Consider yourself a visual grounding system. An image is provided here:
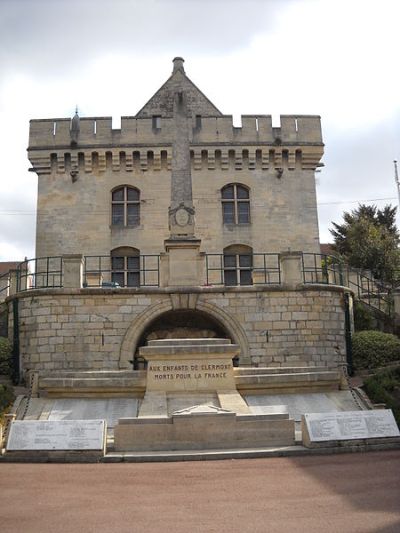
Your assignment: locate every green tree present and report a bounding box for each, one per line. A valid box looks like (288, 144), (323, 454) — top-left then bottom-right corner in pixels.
(330, 204), (400, 283)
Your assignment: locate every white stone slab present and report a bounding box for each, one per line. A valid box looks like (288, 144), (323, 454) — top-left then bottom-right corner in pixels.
(303, 410), (400, 443)
(47, 398), (138, 427)
(246, 392), (359, 421)
(7, 420), (106, 451)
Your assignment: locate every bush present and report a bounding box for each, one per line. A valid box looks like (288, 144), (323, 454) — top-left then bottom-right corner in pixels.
(0, 384), (14, 414)
(0, 336), (13, 376)
(352, 330), (400, 370)
(363, 367), (400, 425)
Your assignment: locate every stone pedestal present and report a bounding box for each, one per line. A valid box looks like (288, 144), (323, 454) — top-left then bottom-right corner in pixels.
(162, 239), (204, 287)
(62, 254), (84, 289)
(280, 251), (303, 288)
(138, 338), (250, 416)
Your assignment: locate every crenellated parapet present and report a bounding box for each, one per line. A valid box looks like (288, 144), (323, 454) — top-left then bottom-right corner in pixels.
(28, 114), (323, 148)
(28, 114), (323, 176)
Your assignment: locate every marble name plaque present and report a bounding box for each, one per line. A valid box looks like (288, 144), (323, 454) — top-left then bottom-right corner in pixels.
(303, 410), (400, 443)
(7, 420), (106, 451)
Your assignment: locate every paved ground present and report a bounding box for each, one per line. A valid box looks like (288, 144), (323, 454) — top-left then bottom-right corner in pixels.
(1, 450), (399, 533)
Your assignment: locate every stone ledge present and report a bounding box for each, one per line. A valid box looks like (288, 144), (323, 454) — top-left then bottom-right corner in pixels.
(6, 283), (350, 301)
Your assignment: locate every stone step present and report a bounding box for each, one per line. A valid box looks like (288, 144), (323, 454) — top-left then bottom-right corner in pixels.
(236, 370), (341, 394)
(236, 366), (337, 376)
(36, 367), (342, 396)
(39, 370), (144, 379)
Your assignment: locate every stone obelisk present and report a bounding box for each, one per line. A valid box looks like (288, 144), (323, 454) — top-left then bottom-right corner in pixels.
(168, 60), (195, 239)
(163, 57), (202, 286)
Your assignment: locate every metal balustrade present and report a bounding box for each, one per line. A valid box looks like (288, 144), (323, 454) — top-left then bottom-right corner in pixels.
(0, 252), (396, 323)
(302, 253), (344, 285)
(17, 257), (63, 291)
(302, 253), (393, 317)
(84, 255), (160, 288)
(205, 253), (281, 286)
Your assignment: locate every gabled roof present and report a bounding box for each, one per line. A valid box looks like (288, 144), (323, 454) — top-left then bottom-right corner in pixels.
(136, 57), (222, 118)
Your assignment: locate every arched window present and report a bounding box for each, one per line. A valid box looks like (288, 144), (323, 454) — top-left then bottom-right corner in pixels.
(223, 245), (253, 286)
(221, 184), (250, 224)
(111, 247), (140, 287)
(111, 186), (140, 227)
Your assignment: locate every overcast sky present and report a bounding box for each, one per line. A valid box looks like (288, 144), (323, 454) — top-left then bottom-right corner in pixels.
(0, 0), (399, 261)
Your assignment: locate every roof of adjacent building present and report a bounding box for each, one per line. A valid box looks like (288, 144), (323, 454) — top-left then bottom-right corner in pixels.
(320, 243), (335, 256)
(0, 262), (20, 276)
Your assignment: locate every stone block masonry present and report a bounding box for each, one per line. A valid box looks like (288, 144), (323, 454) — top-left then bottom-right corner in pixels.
(12, 286), (347, 375)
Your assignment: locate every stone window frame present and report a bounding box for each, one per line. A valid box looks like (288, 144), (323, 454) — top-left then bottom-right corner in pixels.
(221, 183), (250, 225)
(111, 185), (140, 227)
(223, 244), (253, 286)
(111, 246), (140, 287)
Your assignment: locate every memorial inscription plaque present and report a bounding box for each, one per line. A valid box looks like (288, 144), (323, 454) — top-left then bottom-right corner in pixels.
(7, 420), (106, 451)
(140, 339), (239, 393)
(302, 410), (400, 446)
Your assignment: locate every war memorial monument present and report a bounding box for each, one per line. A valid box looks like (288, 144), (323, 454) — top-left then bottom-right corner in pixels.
(1, 58), (399, 461)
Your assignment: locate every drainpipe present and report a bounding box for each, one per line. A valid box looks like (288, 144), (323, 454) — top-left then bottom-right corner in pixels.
(12, 298), (20, 384)
(344, 292), (353, 376)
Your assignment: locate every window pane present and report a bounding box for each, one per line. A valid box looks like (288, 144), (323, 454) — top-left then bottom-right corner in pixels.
(223, 203), (235, 223)
(127, 272), (140, 287)
(238, 202), (250, 223)
(112, 257), (124, 270)
(111, 272), (124, 287)
(112, 205), (124, 225)
(127, 256), (140, 270)
(221, 186), (234, 199)
(239, 254), (252, 267)
(240, 270), (253, 286)
(224, 270), (237, 286)
(237, 186), (249, 199)
(224, 254), (236, 268)
(127, 205), (139, 226)
(112, 189), (124, 201)
(127, 188), (139, 201)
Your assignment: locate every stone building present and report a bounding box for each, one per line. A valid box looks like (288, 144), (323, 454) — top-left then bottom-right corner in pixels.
(9, 57), (350, 387)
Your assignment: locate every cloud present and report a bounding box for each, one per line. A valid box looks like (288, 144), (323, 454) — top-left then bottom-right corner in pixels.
(0, 0), (292, 77)
(0, 0), (399, 260)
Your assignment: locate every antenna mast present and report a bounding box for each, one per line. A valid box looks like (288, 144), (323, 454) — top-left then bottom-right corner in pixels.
(395, 160), (400, 208)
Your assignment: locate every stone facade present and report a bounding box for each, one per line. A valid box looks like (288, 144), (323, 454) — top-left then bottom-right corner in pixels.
(28, 59), (323, 258)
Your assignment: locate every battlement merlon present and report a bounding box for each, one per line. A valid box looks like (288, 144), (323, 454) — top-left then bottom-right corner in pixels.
(28, 114), (323, 149)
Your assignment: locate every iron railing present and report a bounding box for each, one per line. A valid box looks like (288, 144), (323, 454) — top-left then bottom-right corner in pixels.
(83, 255), (160, 287)
(17, 256), (63, 291)
(205, 253), (281, 286)
(302, 253), (344, 285)
(0, 252), (396, 323)
(302, 253), (394, 317)
(346, 269), (393, 317)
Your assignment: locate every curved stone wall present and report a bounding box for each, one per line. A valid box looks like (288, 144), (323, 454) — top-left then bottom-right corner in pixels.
(10, 286), (348, 375)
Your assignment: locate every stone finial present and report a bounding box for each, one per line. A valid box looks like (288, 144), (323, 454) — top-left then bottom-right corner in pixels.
(70, 108), (80, 146)
(172, 57), (185, 74)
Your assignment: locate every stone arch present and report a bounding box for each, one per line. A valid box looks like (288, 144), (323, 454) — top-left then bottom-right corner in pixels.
(118, 296), (250, 369)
